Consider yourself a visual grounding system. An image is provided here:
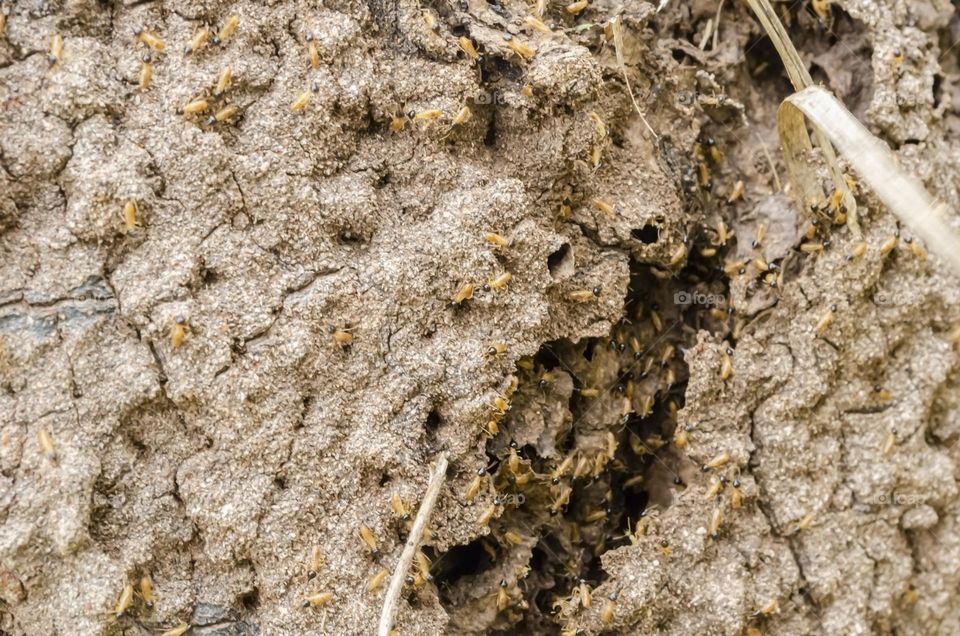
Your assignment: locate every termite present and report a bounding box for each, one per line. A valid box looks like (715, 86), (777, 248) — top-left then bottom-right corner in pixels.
(753, 223), (766, 248)
(114, 584), (134, 618)
(359, 525), (380, 559)
(811, 0), (830, 21)
(502, 530), (523, 546)
(483, 232), (509, 249)
(466, 467), (487, 502)
(211, 104), (238, 123)
(390, 493), (409, 520)
(459, 36), (478, 62)
(185, 27), (210, 55)
(330, 326), (353, 347)
(159, 624), (189, 636)
(49, 33), (63, 65)
(702, 451), (730, 472)
(505, 38), (535, 59)
(307, 545), (323, 579)
(600, 591), (617, 624)
(720, 348), (733, 381)
(669, 244), (687, 267)
(219, 15), (239, 43)
(566, 0), (589, 14)
(305, 33), (319, 68)
(754, 598), (780, 617)
(705, 475), (725, 499)
(139, 55), (153, 90)
(123, 200), (139, 232)
(449, 105), (471, 127)
(816, 305), (836, 337)
(135, 28), (166, 52)
(291, 90), (312, 112)
(496, 579), (510, 611)
(181, 99), (209, 114)
(730, 479), (743, 509)
(170, 315), (188, 349)
(568, 289), (597, 303)
(486, 272), (512, 292)
(714, 220), (732, 245)
(550, 455), (574, 484)
(414, 109), (443, 121)
(650, 308), (663, 332)
(451, 283), (474, 305)
(302, 591), (333, 608)
(37, 427), (57, 463)
(903, 236), (926, 261)
(879, 235), (898, 256)
(727, 180), (744, 203)
(575, 579), (592, 609)
(368, 568), (389, 594)
(485, 342), (507, 358)
(478, 503), (498, 527)
(593, 199), (615, 216)
(422, 10), (440, 33)
(214, 67), (233, 96)
(708, 506), (723, 540)
(882, 430), (896, 456)
(414, 550), (433, 584)
(848, 240), (867, 261)
(792, 511), (816, 533)
(139, 575), (155, 609)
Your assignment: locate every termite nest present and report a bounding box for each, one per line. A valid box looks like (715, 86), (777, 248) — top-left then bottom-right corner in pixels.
(430, 246), (739, 633)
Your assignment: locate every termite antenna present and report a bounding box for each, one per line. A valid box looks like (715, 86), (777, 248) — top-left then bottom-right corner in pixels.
(377, 452), (448, 636)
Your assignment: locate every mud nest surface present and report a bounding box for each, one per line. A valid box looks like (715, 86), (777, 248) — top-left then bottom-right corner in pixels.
(3, 0), (960, 634)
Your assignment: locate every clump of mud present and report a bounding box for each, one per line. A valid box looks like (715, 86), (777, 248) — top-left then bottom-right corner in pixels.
(2, 0), (960, 634)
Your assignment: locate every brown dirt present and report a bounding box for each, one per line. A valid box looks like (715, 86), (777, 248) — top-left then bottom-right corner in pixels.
(2, 0), (960, 634)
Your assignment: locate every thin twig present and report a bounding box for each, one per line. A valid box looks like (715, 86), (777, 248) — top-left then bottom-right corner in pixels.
(611, 16), (659, 142)
(753, 130), (782, 193)
(712, 0), (726, 51)
(377, 453), (449, 636)
(780, 87), (960, 276)
(744, 0), (860, 237)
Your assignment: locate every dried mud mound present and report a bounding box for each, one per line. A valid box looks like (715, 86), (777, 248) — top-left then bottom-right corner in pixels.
(1, 0), (960, 634)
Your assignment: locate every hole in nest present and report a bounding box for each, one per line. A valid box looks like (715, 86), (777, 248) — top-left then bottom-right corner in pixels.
(436, 253), (731, 631)
(239, 587), (259, 611)
(434, 539), (498, 603)
(379, 473), (392, 487)
(425, 409), (441, 438)
(547, 243), (574, 279)
(632, 224), (660, 244)
(483, 113), (497, 147)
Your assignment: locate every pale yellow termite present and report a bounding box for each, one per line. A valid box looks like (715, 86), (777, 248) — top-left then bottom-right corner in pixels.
(49, 33), (64, 65)
(181, 99), (209, 114)
(123, 200), (139, 232)
(219, 15), (240, 43)
(367, 569), (389, 593)
(214, 67), (233, 95)
(185, 27), (210, 55)
(301, 591), (333, 608)
(139, 57), (153, 90)
(136, 28), (166, 52)
(459, 36), (478, 62)
(291, 90), (312, 112)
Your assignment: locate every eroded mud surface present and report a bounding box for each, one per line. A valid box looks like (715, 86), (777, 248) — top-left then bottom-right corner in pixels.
(2, 0), (960, 634)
